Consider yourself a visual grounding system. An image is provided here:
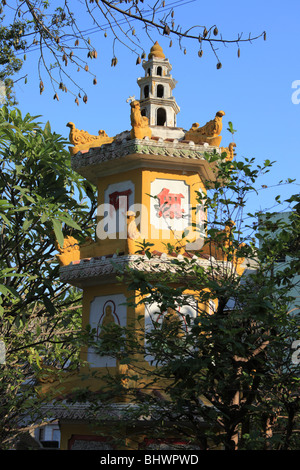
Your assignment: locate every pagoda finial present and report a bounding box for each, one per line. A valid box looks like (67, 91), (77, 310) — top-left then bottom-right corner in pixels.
(148, 41), (165, 59)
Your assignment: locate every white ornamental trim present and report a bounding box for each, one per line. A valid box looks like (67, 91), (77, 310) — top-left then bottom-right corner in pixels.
(71, 137), (217, 171)
(59, 253), (235, 284)
(41, 402), (140, 421)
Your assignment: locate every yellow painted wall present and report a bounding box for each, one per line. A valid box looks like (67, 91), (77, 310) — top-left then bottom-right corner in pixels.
(81, 166), (206, 258)
(141, 168), (205, 253)
(58, 163), (213, 449)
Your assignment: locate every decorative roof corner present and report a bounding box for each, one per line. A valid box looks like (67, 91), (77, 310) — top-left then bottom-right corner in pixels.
(66, 122), (114, 156)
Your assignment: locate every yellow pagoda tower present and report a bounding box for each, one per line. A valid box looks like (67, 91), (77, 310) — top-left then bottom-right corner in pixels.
(40, 42), (238, 450)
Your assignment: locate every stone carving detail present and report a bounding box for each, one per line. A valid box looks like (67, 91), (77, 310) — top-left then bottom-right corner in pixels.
(185, 110), (225, 146)
(56, 235), (80, 266)
(87, 294), (126, 368)
(161, 307), (186, 337)
(98, 303), (117, 339)
(220, 142), (236, 161)
(218, 219), (246, 274)
(36, 360), (61, 384)
(66, 121), (113, 155)
(70, 139), (208, 173)
(126, 211), (143, 254)
(130, 100), (152, 140)
(59, 254), (238, 285)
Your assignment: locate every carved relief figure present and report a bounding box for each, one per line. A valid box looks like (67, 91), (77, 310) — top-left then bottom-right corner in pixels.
(219, 220), (246, 275)
(98, 303), (117, 339)
(220, 142), (236, 161)
(130, 100), (152, 140)
(66, 122), (113, 155)
(161, 307), (185, 338)
(126, 211), (143, 254)
(56, 235), (80, 266)
(185, 110), (225, 146)
(87, 295), (126, 369)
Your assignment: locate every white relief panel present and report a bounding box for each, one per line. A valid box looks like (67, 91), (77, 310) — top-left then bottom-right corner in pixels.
(103, 180), (135, 236)
(87, 294), (127, 368)
(150, 179), (190, 232)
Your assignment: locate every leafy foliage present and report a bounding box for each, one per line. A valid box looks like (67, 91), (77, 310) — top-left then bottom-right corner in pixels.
(0, 1), (266, 102)
(0, 18), (27, 103)
(93, 154), (299, 450)
(0, 106), (96, 448)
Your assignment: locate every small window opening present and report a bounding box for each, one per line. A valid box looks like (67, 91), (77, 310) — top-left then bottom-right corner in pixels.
(157, 108), (167, 126)
(157, 84), (164, 98)
(157, 66), (162, 76)
(144, 85), (149, 98)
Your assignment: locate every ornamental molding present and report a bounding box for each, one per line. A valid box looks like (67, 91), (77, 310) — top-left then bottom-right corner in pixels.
(71, 136), (218, 172)
(59, 253), (236, 287)
(41, 402), (140, 421)
(41, 400), (207, 422)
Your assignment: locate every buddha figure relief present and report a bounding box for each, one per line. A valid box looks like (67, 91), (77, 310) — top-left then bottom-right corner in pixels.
(98, 302), (118, 338)
(161, 307), (185, 338)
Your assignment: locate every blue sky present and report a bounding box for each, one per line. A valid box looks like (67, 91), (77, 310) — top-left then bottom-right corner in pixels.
(11, 0), (300, 217)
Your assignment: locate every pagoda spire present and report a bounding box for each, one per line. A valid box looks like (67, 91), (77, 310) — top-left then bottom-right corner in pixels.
(137, 42), (181, 138)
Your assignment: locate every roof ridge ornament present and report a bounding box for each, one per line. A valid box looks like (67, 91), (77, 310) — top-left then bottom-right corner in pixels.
(126, 95), (135, 103)
(66, 121), (113, 155)
(130, 100), (152, 140)
(185, 111), (226, 147)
